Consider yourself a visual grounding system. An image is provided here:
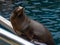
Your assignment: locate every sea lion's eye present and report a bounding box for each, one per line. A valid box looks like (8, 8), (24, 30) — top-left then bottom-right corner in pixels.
(17, 11), (23, 17)
(18, 14), (23, 18)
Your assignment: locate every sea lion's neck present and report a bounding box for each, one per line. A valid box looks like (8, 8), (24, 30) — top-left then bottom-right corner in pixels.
(20, 15), (30, 30)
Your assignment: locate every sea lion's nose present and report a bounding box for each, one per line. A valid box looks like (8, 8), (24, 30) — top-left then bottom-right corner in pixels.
(17, 6), (24, 16)
(17, 6), (23, 11)
(15, 6), (22, 13)
(16, 6), (23, 13)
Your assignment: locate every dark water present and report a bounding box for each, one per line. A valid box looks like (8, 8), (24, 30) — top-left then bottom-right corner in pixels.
(0, 0), (60, 45)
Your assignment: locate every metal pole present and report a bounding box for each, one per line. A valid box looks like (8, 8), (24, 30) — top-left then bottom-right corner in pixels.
(0, 28), (34, 45)
(0, 16), (47, 45)
(0, 16), (16, 34)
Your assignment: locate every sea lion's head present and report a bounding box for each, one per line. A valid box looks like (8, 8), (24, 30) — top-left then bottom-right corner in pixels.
(10, 6), (26, 31)
(11, 6), (25, 19)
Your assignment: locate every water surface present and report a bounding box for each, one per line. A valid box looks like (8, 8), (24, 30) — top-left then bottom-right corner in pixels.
(0, 0), (60, 45)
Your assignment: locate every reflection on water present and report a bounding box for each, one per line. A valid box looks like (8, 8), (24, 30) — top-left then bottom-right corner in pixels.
(0, 0), (60, 45)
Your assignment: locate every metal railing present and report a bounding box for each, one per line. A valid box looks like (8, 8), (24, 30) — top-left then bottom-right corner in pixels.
(0, 28), (34, 45)
(0, 16), (47, 45)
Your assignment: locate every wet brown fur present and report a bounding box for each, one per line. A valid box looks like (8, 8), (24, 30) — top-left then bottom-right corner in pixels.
(10, 6), (55, 45)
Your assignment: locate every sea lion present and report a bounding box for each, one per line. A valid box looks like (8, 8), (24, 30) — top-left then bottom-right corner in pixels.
(10, 6), (55, 45)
